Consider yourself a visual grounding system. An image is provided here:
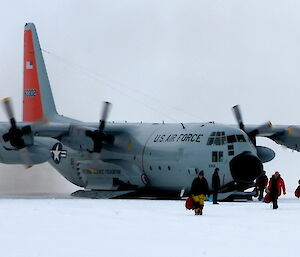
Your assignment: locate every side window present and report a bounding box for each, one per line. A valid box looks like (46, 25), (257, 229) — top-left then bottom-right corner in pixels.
(212, 151), (224, 162)
(236, 135), (246, 142)
(228, 145), (234, 156)
(212, 152), (218, 162)
(227, 135), (237, 143)
(218, 152), (223, 162)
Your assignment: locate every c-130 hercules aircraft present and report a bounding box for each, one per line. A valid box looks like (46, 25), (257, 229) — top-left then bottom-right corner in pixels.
(0, 23), (299, 199)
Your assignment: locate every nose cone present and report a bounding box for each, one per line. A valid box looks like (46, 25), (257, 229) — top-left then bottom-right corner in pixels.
(230, 151), (263, 182)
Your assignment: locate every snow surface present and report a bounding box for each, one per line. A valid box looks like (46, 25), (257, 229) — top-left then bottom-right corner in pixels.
(0, 195), (298, 257)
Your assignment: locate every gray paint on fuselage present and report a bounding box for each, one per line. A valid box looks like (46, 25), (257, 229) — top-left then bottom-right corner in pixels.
(47, 121), (258, 193)
(141, 122), (256, 192)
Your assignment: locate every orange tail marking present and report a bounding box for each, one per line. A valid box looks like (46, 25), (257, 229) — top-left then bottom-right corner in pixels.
(23, 29), (43, 122)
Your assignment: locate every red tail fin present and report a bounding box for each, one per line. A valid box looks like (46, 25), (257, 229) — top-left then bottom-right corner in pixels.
(23, 27), (43, 122)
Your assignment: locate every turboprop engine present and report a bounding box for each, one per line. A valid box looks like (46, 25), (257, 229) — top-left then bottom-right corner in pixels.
(232, 105), (275, 163)
(0, 98), (56, 165)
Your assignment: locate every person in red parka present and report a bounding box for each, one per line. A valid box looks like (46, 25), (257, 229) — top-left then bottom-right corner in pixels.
(267, 171), (286, 209)
(295, 180), (300, 198)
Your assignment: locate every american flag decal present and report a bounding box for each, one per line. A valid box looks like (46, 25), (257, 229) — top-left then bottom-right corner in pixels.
(26, 61), (33, 69)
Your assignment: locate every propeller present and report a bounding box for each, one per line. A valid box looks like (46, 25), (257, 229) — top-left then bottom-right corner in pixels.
(1, 98), (32, 149)
(85, 101), (114, 153)
(232, 105), (245, 131)
(1, 97), (35, 166)
(232, 105), (272, 145)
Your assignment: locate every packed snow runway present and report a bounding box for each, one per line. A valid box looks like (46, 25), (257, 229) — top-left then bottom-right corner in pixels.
(0, 195), (298, 257)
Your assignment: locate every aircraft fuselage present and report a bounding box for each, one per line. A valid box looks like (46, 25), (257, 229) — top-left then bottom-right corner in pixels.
(46, 121), (262, 195)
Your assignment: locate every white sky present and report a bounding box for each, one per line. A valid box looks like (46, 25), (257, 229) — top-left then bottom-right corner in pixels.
(0, 0), (300, 193)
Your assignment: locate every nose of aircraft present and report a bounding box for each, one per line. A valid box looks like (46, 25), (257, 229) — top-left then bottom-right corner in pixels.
(230, 151), (263, 182)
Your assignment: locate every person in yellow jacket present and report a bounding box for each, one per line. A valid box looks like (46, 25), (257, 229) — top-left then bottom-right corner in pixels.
(190, 170), (209, 215)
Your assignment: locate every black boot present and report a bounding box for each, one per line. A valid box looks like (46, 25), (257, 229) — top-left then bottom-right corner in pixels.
(199, 205), (204, 215)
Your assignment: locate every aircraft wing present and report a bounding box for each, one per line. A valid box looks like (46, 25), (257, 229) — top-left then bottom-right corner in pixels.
(243, 124), (285, 137)
(267, 125), (300, 152)
(32, 122), (150, 155)
(30, 122), (181, 161)
(244, 124), (300, 152)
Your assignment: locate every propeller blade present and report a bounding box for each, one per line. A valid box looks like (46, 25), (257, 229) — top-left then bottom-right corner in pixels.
(19, 147), (33, 166)
(249, 121), (273, 136)
(1, 97), (34, 149)
(231, 105), (273, 147)
(99, 101), (111, 132)
(84, 101), (114, 153)
(2, 97), (17, 129)
(2, 97), (14, 120)
(232, 105), (245, 131)
(258, 121), (273, 133)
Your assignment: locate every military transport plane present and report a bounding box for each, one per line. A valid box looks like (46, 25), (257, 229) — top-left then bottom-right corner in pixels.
(0, 23), (299, 199)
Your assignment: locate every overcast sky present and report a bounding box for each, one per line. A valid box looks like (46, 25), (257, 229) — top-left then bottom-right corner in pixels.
(0, 0), (300, 193)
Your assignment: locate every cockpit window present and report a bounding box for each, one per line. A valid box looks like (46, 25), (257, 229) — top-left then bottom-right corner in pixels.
(214, 137), (221, 145)
(227, 135), (237, 143)
(207, 131), (226, 145)
(208, 133), (245, 145)
(236, 135), (246, 142)
(207, 137), (214, 145)
(221, 136), (227, 145)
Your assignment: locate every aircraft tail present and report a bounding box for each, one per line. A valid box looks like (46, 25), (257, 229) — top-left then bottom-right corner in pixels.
(23, 23), (66, 122)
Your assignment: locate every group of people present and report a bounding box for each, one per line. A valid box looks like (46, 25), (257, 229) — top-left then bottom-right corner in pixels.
(189, 168), (300, 215)
(254, 171), (300, 208)
(256, 171), (286, 209)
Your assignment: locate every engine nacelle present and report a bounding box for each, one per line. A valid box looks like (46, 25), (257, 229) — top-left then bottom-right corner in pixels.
(256, 146), (275, 163)
(0, 137), (59, 165)
(0, 145), (50, 164)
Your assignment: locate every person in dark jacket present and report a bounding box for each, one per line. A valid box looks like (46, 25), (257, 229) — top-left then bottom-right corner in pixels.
(190, 170), (209, 215)
(267, 171), (286, 209)
(212, 168), (220, 204)
(255, 171), (268, 201)
(295, 180), (300, 198)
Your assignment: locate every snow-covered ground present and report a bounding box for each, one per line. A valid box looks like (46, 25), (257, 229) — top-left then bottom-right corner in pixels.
(0, 194), (298, 257)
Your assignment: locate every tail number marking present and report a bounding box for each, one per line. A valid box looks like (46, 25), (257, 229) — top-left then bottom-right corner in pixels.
(24, 89), (37, 97)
